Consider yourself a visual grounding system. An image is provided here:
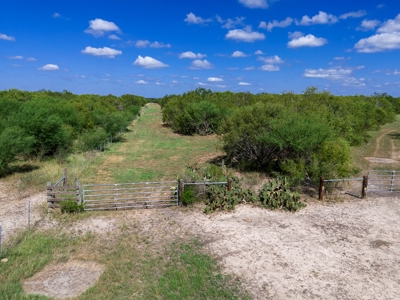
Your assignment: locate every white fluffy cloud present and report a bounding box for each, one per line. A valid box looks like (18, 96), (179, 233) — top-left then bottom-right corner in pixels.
(184, 12), (211, 24)
(135, 40), (150, 48)
(303, 67), (353, 80)
(133, 55), (169, 69)
(258, 55), (284, 64)
(84, 18), (120, 37)
(288, 34), (328, 48)
(207, 77), (224, 82)
(306, 69), (367, 87)
(238, 0), (268, 9)
(108, 34), (121, 40)
(339, 10), (367, 19)
(355, 32), (400, 52)
(243, 66), (255, 70)
(259, 17), (293, 31)
(231, 51), (248, 57)
(225, 27), (265, 42)
(238, 82), (251, 85)
(259, 65), (280, 71)
(258, 55), (283, 71)
(0, 33), (15, 41)
(38, 64), (59, 71)
(377, 14), (400, 33)
(150, 41), (171, 48)
(81, 46), (122, 58)
(135, 40), (170, 48)
(26, 57), (37, 61)
(355, 14), (400, 53)
(135, 80), (148, 85)
(254, 50), (264, 55)
(296, 11), (338, 26)
(179, 51), (207, 59)
(357, 19), (381, 31)
(190, 59), (214, 69)
(218, 16), (246, 29)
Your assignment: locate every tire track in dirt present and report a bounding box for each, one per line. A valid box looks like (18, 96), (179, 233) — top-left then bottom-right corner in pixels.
(373, 129), (395, 157)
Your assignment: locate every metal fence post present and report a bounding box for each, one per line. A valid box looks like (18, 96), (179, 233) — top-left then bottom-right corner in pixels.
(319, 177), (325, 201)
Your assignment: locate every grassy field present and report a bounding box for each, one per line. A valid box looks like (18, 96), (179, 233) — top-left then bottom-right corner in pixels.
(89, 103), (223, 184)
(0, 103), (249, 299)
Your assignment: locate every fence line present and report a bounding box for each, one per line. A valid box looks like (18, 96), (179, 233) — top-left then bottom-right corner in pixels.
(319, 176), (367, 201)
(367, 170), (400, 192)
(83, 181), (178, 211)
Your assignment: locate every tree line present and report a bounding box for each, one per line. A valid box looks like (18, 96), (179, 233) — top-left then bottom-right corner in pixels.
(0, 89), (147, 175)
(160, 88), (400, 182)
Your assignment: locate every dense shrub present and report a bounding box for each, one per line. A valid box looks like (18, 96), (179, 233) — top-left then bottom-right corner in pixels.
(164, 87), (399, 182)
(0, 126), (35, 174)
(0, 89), (146, 173)
(59, 200), (84, 213)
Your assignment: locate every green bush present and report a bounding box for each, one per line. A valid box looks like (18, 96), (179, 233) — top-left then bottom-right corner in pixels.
(76, 128), (108, 151)
(0, 126), (35, 174)
(59, 200), (84, 213)
(181, 186), (197, 206)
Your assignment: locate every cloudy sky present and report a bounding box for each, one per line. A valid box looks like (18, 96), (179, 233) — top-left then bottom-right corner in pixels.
(1, 0), (400, 97)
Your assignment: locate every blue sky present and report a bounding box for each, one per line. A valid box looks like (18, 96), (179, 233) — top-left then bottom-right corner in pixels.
(1, 0), (400, 97)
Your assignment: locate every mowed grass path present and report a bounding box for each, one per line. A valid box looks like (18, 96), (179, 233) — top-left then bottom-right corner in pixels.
(351, 115), (400, 172)
(94, 103), (222, 184)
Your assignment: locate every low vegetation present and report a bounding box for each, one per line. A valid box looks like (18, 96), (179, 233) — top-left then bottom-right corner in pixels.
(161, 88), (400, 183)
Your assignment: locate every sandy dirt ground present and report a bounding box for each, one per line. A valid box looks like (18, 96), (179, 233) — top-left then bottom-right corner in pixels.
(169, 197), (400, 300)
(22, 261), (104, 299)
(0, 182), (46, 243)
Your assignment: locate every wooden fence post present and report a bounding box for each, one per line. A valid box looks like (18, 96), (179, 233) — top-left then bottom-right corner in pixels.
(63, 168), (68, 187)
(319, 177), (325, 201)
(228, 178), (232, 191)
(47, 182), (53, 210)
(76, 181), (82, 205)
(179, 179), (184, 206)
(362, 176), (368, 199)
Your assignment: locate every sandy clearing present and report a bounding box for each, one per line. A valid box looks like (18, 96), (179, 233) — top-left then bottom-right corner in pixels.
(0, 183), (46, 243)
(170, 198), (400, 300)
(22, 260), (104, 299)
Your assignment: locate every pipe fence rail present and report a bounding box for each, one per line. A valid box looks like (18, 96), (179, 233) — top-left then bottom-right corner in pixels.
(367, 170), (400, 193)
(83, 181), (178, 211)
